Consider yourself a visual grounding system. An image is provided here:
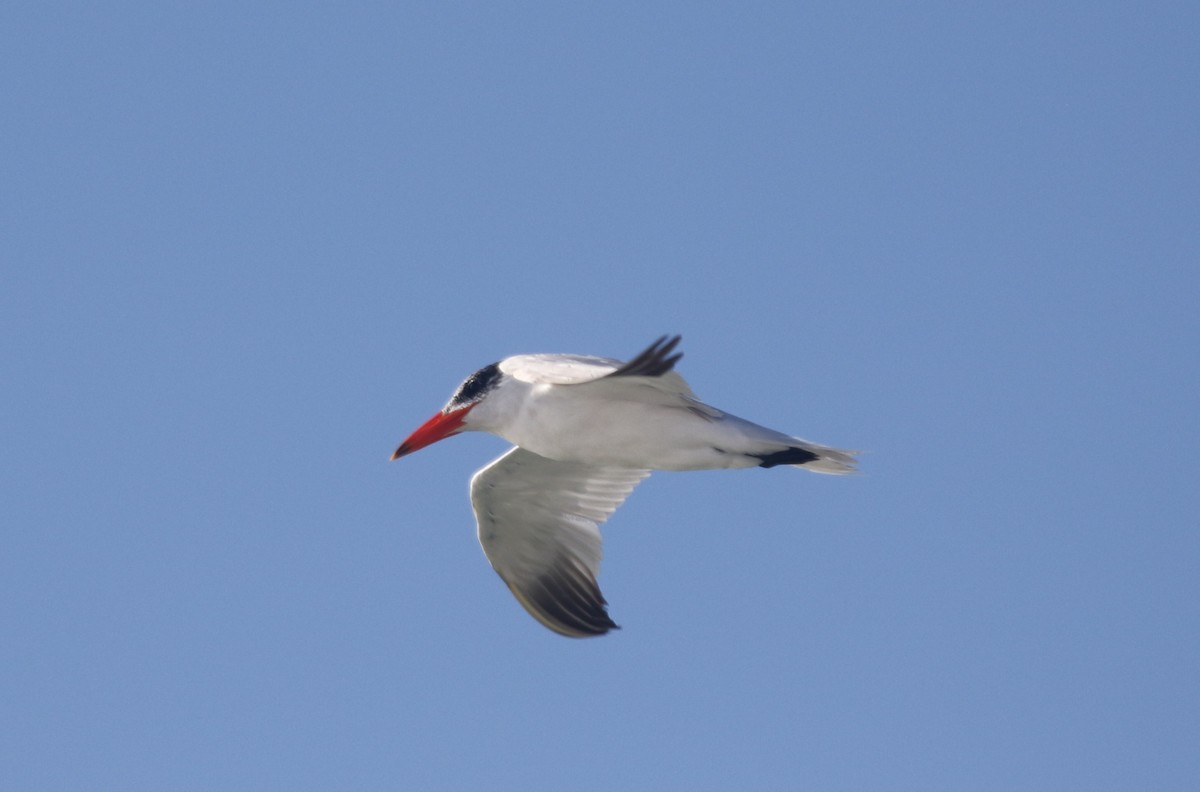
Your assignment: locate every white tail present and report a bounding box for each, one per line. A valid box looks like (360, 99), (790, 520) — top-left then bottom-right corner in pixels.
(789, 440), (858, 474)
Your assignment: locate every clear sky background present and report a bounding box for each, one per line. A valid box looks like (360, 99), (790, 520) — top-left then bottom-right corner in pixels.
(3, 3), (1197, 790)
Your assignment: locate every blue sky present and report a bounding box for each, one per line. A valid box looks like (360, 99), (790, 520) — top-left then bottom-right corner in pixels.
(3, 2), (1197, 790)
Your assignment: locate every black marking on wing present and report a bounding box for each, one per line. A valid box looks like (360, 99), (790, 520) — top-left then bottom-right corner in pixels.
(447, 362), (501, 409)
(752, 446), (821, 468)
(609, 335), (683, 378)
(523, 558), (618, 637)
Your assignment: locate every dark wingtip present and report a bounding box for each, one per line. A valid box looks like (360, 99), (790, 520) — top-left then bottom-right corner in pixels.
(521, 563), (620, 638)
(611, 334), (684, 378)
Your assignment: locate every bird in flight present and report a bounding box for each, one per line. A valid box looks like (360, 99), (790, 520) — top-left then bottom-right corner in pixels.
(391, 335), (856, 637)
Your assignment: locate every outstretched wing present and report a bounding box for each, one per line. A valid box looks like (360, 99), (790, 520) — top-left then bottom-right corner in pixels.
(499, 335), (704, 409)
(470, 447), (650, 637)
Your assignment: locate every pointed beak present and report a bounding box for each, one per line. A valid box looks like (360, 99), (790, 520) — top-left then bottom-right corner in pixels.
(390, 405), (473, 460)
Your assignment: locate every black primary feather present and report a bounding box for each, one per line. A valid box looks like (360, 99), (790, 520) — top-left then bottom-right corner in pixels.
(609, 335), (683, 378)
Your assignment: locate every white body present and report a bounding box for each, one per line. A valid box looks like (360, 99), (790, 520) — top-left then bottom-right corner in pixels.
(394, 337), (857, 638)
(466, 352), (855, 473)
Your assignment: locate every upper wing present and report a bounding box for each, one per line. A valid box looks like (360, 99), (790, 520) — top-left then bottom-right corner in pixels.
(470, 447), (650, 637)
(500, 335), (700, 402)
(498, 352), (622, 385)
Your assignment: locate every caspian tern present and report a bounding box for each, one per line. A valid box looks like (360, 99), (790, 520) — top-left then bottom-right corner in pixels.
(391, 335), (856, 638)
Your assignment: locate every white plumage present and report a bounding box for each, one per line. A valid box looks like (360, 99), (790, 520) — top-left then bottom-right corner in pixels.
(391, 336), (856, 637)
